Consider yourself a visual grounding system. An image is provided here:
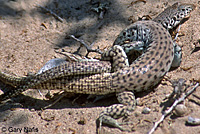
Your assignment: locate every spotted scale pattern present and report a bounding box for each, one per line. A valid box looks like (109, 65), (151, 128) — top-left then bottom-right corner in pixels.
(153, 2), (196, 30)
(110, 21), (174, 92)
(0, 2), (196, 132)
(62, 21), (174, 131)
(0, 61), (112, 100)
(0, 2), (195, 101)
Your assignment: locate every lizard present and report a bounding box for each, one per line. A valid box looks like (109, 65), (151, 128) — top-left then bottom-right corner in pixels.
(0, 2), (195, 95)
(0, 2), (196, 132)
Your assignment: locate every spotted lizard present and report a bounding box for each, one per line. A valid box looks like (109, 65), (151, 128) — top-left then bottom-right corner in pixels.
(0, 2), (196, 132)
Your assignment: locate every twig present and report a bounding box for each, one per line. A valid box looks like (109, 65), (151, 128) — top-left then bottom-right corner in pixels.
(37, 4), (64, 22)
(148, 82), (199, 134)
(70, 35), (103, 57)
(174, 24), (181, 41)
(91, 2), (110, 19)
(43, 91), (66, 110)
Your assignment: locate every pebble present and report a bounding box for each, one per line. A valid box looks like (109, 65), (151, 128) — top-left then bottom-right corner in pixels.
(142, 107), (151, 114)
(174, 104), (187, 116)
(187, 116), (200, 125)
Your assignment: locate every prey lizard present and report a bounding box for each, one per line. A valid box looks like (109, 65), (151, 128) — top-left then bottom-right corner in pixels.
(0, 2), (196, 132)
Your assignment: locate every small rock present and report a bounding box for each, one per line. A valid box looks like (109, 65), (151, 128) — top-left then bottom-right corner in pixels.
(142, 107), (151, 114)
(174, 104), (187, 116)
(136, 98), (141, 106)
(187, 116), (200, 125)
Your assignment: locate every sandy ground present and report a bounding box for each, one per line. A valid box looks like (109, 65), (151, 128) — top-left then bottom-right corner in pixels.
(0, 0), (200, 134)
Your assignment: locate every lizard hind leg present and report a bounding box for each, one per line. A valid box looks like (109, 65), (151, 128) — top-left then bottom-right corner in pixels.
(97, 91), (136, 132)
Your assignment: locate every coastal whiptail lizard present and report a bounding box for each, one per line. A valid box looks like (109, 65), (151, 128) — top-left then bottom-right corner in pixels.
(0, 2), (196, 132)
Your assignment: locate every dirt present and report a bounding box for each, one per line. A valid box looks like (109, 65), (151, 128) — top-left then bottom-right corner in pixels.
(0, 0), (200, 134)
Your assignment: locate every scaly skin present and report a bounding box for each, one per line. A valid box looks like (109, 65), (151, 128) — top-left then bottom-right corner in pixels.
(153, 2), (195, 30)
(0, 2), (195, 94)
(0, 21), (174, 132)
(0, 2), (196, 132)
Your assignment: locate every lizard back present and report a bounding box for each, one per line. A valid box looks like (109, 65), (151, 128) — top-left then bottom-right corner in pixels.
(66, 21), (174, 94)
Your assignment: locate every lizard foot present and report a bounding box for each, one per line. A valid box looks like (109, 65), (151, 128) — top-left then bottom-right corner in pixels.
(97, 91), (136, 132)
